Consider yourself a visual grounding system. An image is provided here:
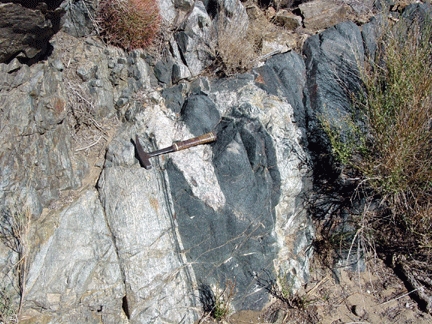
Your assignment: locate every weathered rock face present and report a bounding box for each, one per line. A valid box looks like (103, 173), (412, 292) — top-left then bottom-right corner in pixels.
(299, 0), (351, 30)
(24, 190), (126, 323)
(60, 0), (99, 37)
(2, 0), (429, 322)
(303, 20), (365, 179)
(0, 57), (82, 212)
(1, 39), (314, 321)
(0, 1), (63, 63)
(91, 65), (313, 319)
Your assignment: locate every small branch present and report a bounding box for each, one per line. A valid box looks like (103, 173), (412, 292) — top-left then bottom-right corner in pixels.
(75, 135), (103, 152)
(394, 259), (432, 313)
(380, 287), (423, 306)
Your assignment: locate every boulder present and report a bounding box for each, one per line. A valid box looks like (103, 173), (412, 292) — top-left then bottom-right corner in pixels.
(273, 9), (302, 29)
(115, 70), (313, 313)
(299, 0), (351, 30)
(254, 51), (308, 130)
(174, 1), (214, 77)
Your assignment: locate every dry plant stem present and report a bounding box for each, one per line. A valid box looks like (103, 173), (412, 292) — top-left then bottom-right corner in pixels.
(16, 211), (30, 317)
(305, 275), (330, 297)
(75, 135), (103, 152)
(66, 81), (105, 132)
(380, 287), (423, 306)
(394, 260), (432, 313)
(0, 209), (31, 318)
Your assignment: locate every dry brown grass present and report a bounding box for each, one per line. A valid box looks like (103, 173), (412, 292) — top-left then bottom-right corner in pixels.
(0, 207), (32, 322)
(212, 11), (259, 76)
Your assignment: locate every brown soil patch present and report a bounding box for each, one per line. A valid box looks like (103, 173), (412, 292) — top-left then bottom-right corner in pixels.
(199, 257), (432, 323)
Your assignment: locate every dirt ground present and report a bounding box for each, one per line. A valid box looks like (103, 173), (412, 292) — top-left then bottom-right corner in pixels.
(199, 256), (432, 324)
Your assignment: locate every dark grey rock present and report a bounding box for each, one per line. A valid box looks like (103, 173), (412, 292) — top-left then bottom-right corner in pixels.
(61, 0), (98, 37)
(76, 61), (97, 81)
(402, 3), (432, 27)
(121, 66), (313, 314)
(154, 58), (174, 85)
(254, 51), (307, 130)
(190, 77), (211, 95)
(109, 63), (128, 86)
(174, 1), (215, 76)
(361, 16), (381, 58)
(303, 21), (365, 178)
(167, 111), (281, 310)
(181, 94), (221, 135)
(115, 97), (129, 108)
(162, 84), (187, 114)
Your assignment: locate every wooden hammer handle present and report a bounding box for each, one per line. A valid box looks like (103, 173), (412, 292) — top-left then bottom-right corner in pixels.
(173, 131), (217, 151)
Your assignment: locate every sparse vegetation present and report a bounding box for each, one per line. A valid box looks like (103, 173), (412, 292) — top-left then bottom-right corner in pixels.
(97, 0), (161, 50)
(198, 280), (235, 322)
(0, 207), (32, 322)
(356, 21), (432, 201)
(321, 15), (432, 310)
(0, 287), (18, 324)
(212, 11), (259, 76)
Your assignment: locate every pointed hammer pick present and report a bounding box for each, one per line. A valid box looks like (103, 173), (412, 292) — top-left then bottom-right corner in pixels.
(135, 131), (217, 170)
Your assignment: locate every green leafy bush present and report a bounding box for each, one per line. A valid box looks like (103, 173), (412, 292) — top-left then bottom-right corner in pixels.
(97, 0), (161, 50)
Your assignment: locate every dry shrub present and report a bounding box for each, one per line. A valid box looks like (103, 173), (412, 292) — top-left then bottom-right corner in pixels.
(357, 18), (432, 232)
(213, 12), (261, 76)
(321, 16), (432, 308)
(323, 16), (432, 234)
(97, 0), (161, 50)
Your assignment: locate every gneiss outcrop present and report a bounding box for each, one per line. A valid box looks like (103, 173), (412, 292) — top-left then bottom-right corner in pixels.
(0, 0), (430, 323)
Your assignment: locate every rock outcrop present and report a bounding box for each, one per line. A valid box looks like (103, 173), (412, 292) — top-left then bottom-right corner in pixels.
(0, 1), (64, 63)
(1, 0), (430, 322)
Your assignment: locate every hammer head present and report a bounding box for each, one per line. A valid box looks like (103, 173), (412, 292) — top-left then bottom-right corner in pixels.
(135, 135), (152, 169)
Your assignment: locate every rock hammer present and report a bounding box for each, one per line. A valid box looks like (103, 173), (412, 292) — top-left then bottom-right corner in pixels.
(135, 131), (217, 169)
